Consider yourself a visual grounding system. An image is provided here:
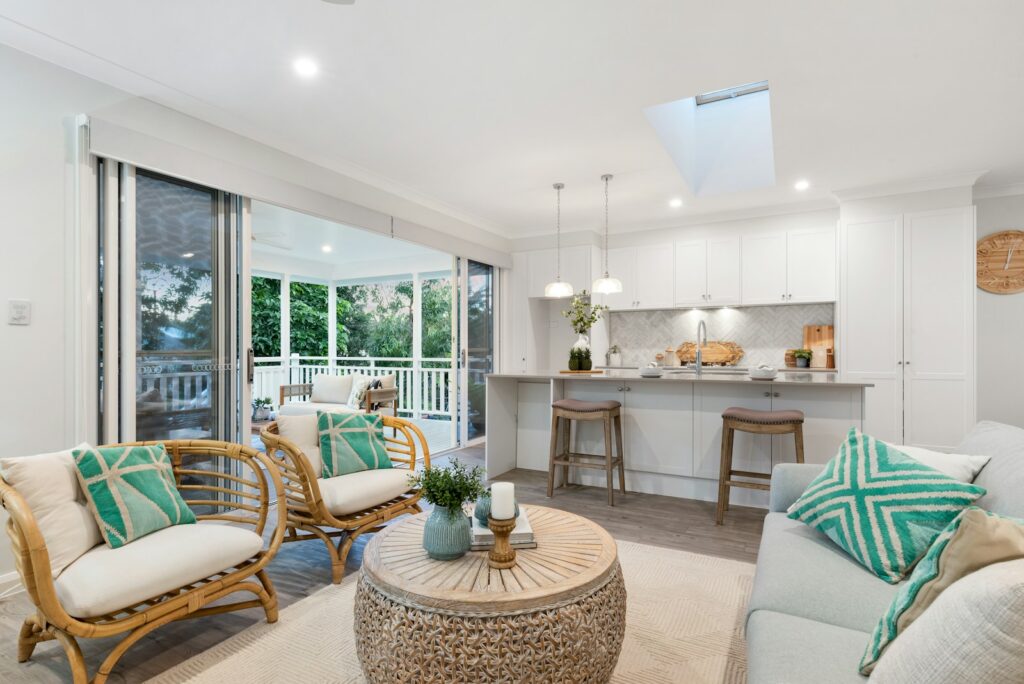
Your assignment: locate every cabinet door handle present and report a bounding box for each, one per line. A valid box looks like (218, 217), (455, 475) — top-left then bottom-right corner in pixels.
(782, 294), (786, 300)
(773, 392), (780, 398)
(617, 386), (624, 392)
(897, 361), (903, 365)
(707, 293), (711, 300)
(624, 386), (631, 391)
(763, 391), (771, 397)
(905, 361), (911, 366)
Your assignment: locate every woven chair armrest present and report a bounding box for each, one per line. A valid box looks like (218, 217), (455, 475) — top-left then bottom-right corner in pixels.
(259, 426), (324, 513)
(279, 383), (313, 406)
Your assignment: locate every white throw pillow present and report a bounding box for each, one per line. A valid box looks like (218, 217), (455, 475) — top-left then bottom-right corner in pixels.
(310, 374), (353, 404)
(885, 442), (990, 482)
(275, 413), (324, 476)
(379, 373), (396, 389)
(869, 559), (1024, 684)
(346, 374), (373, 410)
(0, 443), (102, 577)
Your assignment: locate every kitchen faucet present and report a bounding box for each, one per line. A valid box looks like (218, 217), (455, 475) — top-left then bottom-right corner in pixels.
(695, 319), (707, 377)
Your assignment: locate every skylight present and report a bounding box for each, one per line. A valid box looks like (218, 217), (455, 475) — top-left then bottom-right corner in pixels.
(695, 80), (769, 106)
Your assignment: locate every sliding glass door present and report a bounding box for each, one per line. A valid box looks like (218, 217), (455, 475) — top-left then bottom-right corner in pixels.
(458, 259), (495, 444)
(100, 163), (250, 443)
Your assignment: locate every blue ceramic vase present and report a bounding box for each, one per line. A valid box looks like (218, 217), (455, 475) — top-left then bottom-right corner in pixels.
(474, 491), (520, 526)
(423, 506), (472, 560)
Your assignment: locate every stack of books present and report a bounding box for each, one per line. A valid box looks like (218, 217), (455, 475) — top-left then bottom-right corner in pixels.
(470, 508), (537, 551)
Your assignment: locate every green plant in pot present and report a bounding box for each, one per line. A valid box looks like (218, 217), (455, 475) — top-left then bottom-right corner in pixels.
(793, 349), (813, 368)
(562, 291), (606, 371)
(252, 397), (273, 421)
(409, 461), (485, 560)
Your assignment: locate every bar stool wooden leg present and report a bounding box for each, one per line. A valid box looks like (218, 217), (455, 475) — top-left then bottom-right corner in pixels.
(614, 413), (625, 494)
(603, 414), (615, 506)
(562, 417), (571, 488)
(794, 423), (805, 464)
(716, 425), (734, 525)
(547, 413), (559, 498)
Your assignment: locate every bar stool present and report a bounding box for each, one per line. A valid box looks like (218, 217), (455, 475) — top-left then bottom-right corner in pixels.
(716, 407), (804, 524)
(547, 399), (625, 506)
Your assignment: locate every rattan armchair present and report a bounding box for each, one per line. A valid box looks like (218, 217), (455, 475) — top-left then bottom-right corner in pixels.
(260, 415), (430, 583)
(0, 440), (285, 684)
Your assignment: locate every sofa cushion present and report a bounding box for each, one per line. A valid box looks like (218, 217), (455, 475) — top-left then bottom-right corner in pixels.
(274, 413), (323, 475)
(787, 428), (985, 583)
(0, 443), (101, 577)
(746, 610), (868, 684)
(749, 513), (899, 632)
(861, 507), (1024, 674)
(277, 401), (358, 417)
(73, 444), (196, 548)
(310, 374), (353, 404)
(869, 559), (1024, 684)
(318, 468), (414, 517)
(317, 412), (392, 477)
(346, 374), (373, 409)
(957, 420), (1024, 518)
(885, 442), (990, 482)
(54, 522), (262, 618)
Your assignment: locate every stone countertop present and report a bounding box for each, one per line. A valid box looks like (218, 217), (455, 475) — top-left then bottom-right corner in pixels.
(487, 369), (873, 388)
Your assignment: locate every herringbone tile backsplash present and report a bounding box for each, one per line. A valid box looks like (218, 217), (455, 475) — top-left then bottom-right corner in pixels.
(609, 303), (834, 367)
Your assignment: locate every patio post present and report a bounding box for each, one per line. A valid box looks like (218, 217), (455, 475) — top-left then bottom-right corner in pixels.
(328, 280), (337, 372)
(280, 273), (291, 385)
(412, 272), (423, 420)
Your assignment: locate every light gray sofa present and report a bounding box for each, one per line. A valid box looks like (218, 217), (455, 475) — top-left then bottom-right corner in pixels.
(746, 421), (1024, 684)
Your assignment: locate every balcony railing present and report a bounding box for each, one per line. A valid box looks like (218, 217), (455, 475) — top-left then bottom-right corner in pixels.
(253, 355), (455, 419)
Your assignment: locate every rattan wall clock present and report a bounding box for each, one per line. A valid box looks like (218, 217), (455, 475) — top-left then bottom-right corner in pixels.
(977, 230), (1024, 294)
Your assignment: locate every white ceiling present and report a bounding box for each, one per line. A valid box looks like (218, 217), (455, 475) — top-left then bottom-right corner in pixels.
(251, 200), (443, 265)
(4, 1), (1024, 237)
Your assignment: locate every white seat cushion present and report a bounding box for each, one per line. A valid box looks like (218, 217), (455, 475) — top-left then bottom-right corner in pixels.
(310, 374), (353, 404)
(318, 468), (415, 517)
(274, 413), (324, 475)
(0, 443), (101, 577)
(54, 522), (263, 618)
(277, 401), (358, 417)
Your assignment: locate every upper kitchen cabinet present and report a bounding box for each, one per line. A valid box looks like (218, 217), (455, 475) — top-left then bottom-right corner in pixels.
(524, 245), (592, 299)
(673, 237), (741, 307)
(602, 244), (673, 310)
(740, 227), (836, 305)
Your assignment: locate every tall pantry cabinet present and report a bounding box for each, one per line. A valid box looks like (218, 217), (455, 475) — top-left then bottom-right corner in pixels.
(839, 206), (975, 450)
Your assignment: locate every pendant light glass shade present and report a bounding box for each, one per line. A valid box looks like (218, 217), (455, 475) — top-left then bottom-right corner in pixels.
(544, 182), (574, 298)
(592, 173), (623, 294)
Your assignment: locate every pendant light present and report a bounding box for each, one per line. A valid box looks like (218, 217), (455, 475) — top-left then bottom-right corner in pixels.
(592, 173), (623, 294)
(544, 182), (574, 298)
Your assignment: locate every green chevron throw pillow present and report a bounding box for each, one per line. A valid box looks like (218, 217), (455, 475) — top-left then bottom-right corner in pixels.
(860, 506), (1024, 674)
(73, 444), (196, 549)
(787, 428), (986, 583)
(317, 411), (393, 478)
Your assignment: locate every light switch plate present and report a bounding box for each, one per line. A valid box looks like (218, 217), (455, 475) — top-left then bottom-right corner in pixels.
(8, 300), (31, 326)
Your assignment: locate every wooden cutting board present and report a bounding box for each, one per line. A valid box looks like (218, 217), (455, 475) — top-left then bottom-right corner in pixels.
(675, 341), (744, 366)
(803, 325), (834, 351)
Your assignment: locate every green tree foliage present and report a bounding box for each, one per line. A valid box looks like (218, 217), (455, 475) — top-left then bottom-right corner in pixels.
(251, 276), (281, 357)
(290, 281), (328, 357)
(421, 277), (453, 359)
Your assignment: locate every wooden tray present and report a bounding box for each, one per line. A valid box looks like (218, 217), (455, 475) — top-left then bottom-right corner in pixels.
(559, 369), (604, 374)
(675, 341), (744, 366)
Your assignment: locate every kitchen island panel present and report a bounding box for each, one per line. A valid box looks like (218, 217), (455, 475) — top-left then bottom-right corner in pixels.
(769, 384), (863, 466)
(693, 383), (773, 482)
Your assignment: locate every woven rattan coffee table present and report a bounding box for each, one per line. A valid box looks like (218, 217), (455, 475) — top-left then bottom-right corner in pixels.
(354, 505), (626, 683)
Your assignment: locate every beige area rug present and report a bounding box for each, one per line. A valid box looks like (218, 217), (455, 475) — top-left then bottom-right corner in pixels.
(148, 541), (754, 684)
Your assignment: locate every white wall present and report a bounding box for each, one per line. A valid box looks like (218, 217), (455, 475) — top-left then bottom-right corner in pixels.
(975, 194), (1024, 427)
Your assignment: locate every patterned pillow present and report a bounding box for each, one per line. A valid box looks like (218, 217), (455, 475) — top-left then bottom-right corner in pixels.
(787, 428), (986, 583)
(860, 507), (1024, 674)
(346, 374), (373, 410)
(73, 444), (196, 549)
(317, 411), (393, 478)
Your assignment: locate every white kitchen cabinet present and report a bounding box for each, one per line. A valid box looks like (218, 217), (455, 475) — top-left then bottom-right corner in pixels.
(787, 227), (836, 303)
(601, 244), (672, 310)
(741, 228), (836, 305)
(693, 383), (771, 480)
(706, 237), (741, 305)
(525, 249), (556, 299)
(673, 237), (740, 307)
(741, 233), (788, 305)
(840, 207), (975, 449)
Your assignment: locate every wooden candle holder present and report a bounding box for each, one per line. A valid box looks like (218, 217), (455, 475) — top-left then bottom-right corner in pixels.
(487, 515), (517, 569)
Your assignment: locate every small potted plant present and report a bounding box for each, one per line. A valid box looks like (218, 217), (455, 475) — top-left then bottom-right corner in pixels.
(252, 397), (273, 421)
(793, 349), (813, 368)
(561, 291), (607, 371)
(409, 461), (485, 560)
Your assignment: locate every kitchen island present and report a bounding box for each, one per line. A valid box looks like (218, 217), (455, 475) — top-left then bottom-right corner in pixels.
(485, 369), (874, 508)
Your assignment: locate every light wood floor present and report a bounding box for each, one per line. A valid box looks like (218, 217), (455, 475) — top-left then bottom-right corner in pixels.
(0, 446), (764, 683)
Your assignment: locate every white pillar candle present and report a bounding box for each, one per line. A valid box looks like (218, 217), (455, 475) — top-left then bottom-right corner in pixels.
(490, 482), (516, 520)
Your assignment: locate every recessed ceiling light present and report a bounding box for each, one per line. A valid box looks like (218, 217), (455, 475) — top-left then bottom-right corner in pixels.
(668, 198), (684, 209)
(794, 179), (810, 191)
(293, 57), (319, 78)
(181, 252), (194, 258)
(321, 244), (333, 253)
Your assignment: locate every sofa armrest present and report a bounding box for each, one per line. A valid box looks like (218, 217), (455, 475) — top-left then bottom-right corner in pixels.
(769, 463), (825, 512)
